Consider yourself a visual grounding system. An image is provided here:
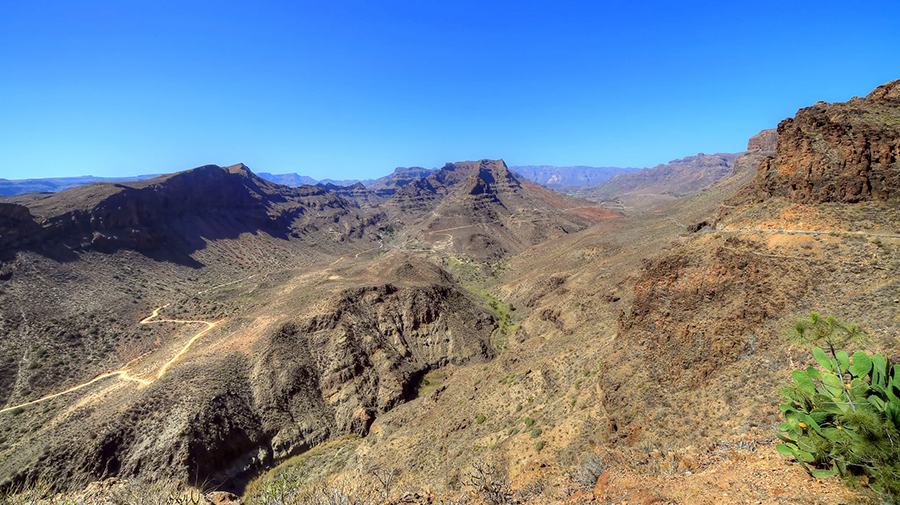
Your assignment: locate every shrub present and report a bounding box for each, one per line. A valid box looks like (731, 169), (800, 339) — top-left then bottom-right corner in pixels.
(574, 453), (608, 490)
(524, 417), (534, 428)
(777, 314), (900, 500)
(475, 414), (486, 424)
(530, 428), (542, 438)
(535, 441), (544, 452)
(464, 460), (512, 505)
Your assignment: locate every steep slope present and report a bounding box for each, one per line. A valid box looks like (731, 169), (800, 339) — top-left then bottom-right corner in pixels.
(385, 159), (620, 259)
(598, 81), (900, 479)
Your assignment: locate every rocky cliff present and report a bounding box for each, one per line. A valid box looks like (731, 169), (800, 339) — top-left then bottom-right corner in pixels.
(752, 80), (900, 203)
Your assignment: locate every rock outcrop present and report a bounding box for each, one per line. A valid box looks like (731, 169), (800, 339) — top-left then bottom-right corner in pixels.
(752, 80), (900, 203)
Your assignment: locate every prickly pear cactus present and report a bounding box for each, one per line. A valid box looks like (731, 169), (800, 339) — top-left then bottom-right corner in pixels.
(778, 342), (900, 498)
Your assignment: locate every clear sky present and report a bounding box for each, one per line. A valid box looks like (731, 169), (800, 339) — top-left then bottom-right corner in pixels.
(1, 0), (898, 180)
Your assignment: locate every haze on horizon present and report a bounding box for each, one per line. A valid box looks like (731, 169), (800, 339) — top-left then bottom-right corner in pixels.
(1, 0), (898, 181)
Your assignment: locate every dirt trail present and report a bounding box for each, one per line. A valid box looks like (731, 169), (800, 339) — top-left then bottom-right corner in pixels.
(0, 308), (217, 414)
(717, 226), (900, 239)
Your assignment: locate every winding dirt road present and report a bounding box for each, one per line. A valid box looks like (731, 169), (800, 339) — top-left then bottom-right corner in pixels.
(0, 308), (217, 415)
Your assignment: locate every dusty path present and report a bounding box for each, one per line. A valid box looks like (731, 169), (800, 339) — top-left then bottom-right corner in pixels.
(0, 308), (217, 415)
(354, 241), (384, 258)
(716, 226), (900, 239)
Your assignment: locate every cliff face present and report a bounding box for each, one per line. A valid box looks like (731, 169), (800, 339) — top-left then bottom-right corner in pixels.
(753, 80), (900, 203)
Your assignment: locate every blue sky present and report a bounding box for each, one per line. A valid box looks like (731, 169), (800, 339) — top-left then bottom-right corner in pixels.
(1, 1), (898, 180)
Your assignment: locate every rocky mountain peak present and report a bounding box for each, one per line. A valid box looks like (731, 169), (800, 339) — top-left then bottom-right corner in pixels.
(866, 79), (900, 102)
(746, 129), (777, 152)
(751, 80), (900, 203)
(223, 163), (254, 176)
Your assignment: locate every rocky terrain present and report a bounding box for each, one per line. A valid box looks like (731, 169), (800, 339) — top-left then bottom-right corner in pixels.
(0, 255), (497, 493)
(1, 81), (899, 504)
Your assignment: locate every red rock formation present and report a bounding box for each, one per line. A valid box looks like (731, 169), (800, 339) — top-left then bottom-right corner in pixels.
(753, 80), (900, 203)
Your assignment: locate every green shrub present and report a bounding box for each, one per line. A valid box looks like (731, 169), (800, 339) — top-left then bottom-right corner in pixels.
(777, 314), (900, 500)
(515, 404), (522, 412)
(530, 428), (542, 438)
(524, 417), (534, 428)
(535, 441), (544, 452)
(475, 415), (486, 424)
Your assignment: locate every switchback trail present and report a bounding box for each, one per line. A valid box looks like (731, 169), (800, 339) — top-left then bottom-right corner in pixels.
(0, 308), (217, 414)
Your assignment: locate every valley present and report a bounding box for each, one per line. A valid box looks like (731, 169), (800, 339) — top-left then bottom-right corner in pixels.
(1, 80), (899, 504)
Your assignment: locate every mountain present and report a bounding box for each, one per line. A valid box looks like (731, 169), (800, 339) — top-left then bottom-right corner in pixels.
(384, 159), (620, 259)
(256, 173), (366, 188)
(510, 165), (637, 189)
(570, 150), (748, 212)
(256, 172), (319, 186)
(0, 163), (383, 264)
(0, 174), (163, 196)
(597, 82), (900, 500)
(365, 166), (434, 195)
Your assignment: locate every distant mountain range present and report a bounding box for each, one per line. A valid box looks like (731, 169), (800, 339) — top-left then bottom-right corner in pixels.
(509, 165), (638, 189)
(0, 174), (162, 196)
(0, 165), (640, 197)
(0, 150), (764, 216)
